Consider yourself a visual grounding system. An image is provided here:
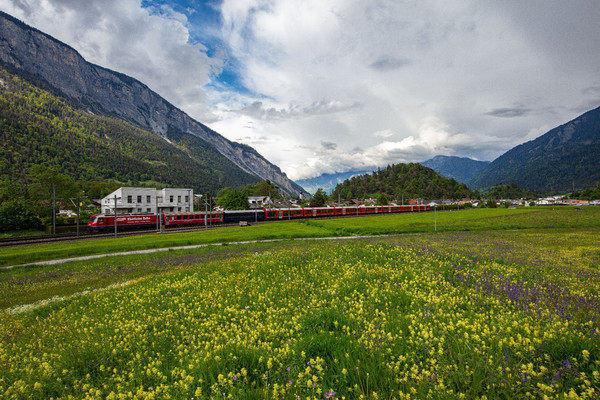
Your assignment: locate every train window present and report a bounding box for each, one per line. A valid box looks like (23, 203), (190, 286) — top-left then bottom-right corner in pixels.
(98, 218), (104, 223)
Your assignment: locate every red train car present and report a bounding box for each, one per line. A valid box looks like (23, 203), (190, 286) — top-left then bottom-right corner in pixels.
(88, 214), (158, 232)
(163, 212), (223, 226)
(264, 204), (431, 220)
(88, 212), (224, 232)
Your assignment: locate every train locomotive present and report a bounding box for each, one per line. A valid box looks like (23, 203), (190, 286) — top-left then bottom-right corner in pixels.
(87, 204), (430, 232)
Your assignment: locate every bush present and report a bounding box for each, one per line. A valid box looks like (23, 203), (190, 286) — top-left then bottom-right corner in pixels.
(0, 202), (42, 232)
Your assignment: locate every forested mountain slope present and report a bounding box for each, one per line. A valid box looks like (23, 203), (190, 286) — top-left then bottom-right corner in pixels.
(468, 106), (600, 193)
(0, 68), (259, 193)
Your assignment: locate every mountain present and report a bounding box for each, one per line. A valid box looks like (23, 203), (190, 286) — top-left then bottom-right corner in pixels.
(468, 106), (600, 193)
(331, 163), (471, 201)
(0, 11), (309, 197)
(420, 155), (490, 184)
(295, 169), (373, 195)
(0, 67), (262, 193)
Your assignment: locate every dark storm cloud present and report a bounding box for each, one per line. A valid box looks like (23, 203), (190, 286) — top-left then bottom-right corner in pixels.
(320, 141), (338, 151)
(485, 107), (532, 118)
(369, 56), (411, 71)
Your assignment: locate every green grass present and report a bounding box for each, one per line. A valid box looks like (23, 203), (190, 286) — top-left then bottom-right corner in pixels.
(0, 229), (47, 238)
(1, 227), (599, 399)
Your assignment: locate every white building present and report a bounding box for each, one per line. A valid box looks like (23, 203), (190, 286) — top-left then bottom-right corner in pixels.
(248, 196), (270, 209)
(101, 187), (193, 215)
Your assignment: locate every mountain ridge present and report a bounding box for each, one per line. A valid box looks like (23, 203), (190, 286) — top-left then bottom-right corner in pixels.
(468, 106), (600, 192)
(295, 169), (374, 195)
(0, 11), (309, 197)
(419, 155), (490, 184)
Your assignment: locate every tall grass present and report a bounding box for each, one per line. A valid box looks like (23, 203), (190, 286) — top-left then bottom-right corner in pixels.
(1, 235), (599, 399)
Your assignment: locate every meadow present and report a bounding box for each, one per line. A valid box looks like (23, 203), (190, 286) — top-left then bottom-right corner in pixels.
(1, 207), (599, 399)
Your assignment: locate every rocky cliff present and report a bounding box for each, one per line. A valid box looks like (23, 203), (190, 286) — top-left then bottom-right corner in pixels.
(0, 11), (308, 197)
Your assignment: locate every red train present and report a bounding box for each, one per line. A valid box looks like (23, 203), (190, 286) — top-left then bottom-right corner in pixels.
(87, 204), (430, 232)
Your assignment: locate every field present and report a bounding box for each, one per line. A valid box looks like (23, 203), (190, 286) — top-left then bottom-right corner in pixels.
(1, 208), (599, 399)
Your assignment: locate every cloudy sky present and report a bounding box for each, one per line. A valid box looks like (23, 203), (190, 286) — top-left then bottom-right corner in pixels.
(2, 0), (600, 180)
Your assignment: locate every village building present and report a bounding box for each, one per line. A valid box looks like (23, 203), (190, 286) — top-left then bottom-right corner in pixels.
(101, 187), (193, 215)
(248, 196), (270, 209)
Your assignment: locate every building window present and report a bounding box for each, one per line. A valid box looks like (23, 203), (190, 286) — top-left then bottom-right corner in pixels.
(137, 208), (142, 213)
(185, 196), (189, 202)
(127, 195), (132, 203)
(170, 195), (174, 203)
(147, 195), (151, 203)
(178, 195), (181, 202)
(137, 195), (142, 203)
(147, 208), (151, 213)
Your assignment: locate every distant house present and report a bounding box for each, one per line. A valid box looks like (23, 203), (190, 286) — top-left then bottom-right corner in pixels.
(101, 187), (193, 215)
(248, 196), (270, 209)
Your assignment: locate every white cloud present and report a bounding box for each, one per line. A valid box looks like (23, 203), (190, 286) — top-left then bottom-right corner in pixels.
(3, 0), (600, 182)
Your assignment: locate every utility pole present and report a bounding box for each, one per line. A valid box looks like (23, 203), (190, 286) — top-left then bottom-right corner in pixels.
(52, 185), (56, 235)
(76, 196), (80, 236)
(114, 195), (118, 238)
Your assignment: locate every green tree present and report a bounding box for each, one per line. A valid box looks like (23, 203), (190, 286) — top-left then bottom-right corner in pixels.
(0, 179), (26, 204)
(0, 202), (42, 232)
(27, 165), (77, 201)
(376, 193), (389, 205)
(217, 187), (233, 199)
(217, 189), (249, 210)
(309, 188), (328, 207)
(485, 199), (498, 208)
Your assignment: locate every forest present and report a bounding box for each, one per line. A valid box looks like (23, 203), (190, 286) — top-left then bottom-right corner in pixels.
(331, 163), (473, 202)
(0, 68), (259, 195)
